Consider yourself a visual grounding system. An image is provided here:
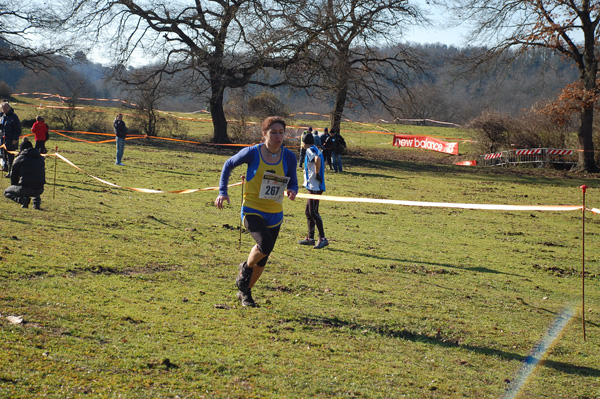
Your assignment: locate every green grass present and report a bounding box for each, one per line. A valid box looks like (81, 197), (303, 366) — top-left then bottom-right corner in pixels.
(1, 109), (600, 398)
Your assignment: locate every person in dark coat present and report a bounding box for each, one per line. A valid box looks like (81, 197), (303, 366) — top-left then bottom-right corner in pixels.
(0, 101), (21, 177)
(4, 138), (46, 209)
(298, 126), (312, 168)
(114, 113), (127, 165)
(324, 129), (346, 172)
(320, 127), (332, 170)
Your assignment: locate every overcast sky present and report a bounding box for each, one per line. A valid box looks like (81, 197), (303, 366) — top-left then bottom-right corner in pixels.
(403, 26), (468, 47)
(403, 2), (472, 48)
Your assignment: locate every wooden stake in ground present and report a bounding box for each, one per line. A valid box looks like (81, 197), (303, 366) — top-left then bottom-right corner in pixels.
(53, 146), (58, 199)
(580, 185), (588, 341)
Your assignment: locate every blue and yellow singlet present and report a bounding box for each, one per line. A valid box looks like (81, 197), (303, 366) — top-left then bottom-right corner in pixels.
(218, 144), (299, 227)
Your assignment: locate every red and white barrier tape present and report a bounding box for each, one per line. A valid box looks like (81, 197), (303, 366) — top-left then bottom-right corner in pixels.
(547, 149), (574, 156)
(484, 152), (504, 160)
(515, 149), (543, 155)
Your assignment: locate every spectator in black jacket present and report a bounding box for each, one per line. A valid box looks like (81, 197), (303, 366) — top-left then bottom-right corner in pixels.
(0, 101), (21, 177)
(4, 138), (46, 209)
(324, 129), (346, 172)
(320, 127), (332, 170)
(298, 127), (312, 168)
(114, 113), (127, 166)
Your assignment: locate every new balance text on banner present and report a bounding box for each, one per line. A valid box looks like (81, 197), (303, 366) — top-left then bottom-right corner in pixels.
(393, 135), (459, 155)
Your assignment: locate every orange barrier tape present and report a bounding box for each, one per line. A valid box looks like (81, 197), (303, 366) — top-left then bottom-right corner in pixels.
(53, 130), (116, 144)
(50, 128), (304, 148)
(294, 192), (583, 212)
(391, 118), (462, 128)
(54, 152), (241, 193)
(50, 129), (252, 147)
(14, 92), (137, 107)
(54, 130), (114, 137)
(52, 130), (148, 144)
(0, 144), (19, 155)
(13, 93), (464, 138)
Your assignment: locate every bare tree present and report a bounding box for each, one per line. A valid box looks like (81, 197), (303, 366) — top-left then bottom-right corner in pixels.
(18, 67), (100, 130)
(0, 1), (67, 69)
(390, 83), (455, 122)
(281, 0), (425, 133)
(247, 91), (289, 118)
(118, 69), (181, 137)
(63, 0), (317, 143)
(446, 0), (600, 172)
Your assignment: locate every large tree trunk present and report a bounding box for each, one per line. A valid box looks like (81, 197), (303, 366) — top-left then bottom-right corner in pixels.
(576, 106), (598, 172)
(574, 26), (599, 172)
(575, 43), (599, 172)
(330, 84), (348, 133)
(210, 81), (230, 144)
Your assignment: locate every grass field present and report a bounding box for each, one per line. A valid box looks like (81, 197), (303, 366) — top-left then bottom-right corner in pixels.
(1, 99), (600, 398)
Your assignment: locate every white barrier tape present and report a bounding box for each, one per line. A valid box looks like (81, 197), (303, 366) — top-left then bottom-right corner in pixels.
(54, 152), (240, 193)
(588, 208), (600, 214)
(50, 151), (594, 208)
(294, 192), (582, 212)
(55, 153), (120, 188)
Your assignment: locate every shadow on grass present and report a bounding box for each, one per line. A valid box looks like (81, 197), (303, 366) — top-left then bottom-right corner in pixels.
(466, 266), (511, 274)
(326, 248), (524, 277)
(124, 164), (201, 177)
(145, 215), (178, 229)
(52, 131), (598, 190)
(526, 305), (600, 329)
(331, 170), (404, 180)
(51, 181), (112, 194)
(293, 314), (600, 377)
(344, 156), (598, 189)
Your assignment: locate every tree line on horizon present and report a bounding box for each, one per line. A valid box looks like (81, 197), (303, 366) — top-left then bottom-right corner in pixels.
(0, 43), (578, 124)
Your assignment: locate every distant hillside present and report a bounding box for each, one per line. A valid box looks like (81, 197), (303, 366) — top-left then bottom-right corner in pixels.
(0, 44), (578, 125)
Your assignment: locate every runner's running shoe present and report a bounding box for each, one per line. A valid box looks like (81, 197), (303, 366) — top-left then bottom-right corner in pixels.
(299, 237), (315, 245)
(313, 237), (329, 249)
(237, 290), (257, 307)
(235, 262), (253, 294)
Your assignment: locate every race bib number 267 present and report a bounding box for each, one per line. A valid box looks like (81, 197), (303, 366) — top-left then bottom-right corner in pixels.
(259, 172), (290, 203)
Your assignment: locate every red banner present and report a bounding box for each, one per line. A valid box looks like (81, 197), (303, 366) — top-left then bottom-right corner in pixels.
(455, 160), (476, 166)
(393, 134), (459, 155)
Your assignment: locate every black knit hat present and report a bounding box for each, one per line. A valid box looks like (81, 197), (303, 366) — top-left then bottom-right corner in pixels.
(20, 137), (33, 151)
(302, 132), (314, 145)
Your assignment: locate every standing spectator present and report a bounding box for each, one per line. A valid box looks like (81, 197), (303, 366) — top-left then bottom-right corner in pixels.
(298, 133), (328, 249)
(114, 113), (127, 166)
(0, 101), (21, 177)
(3, 138), (45, 209)
(298, 126), (312, 168)
(312, 129), (323, 151)
(321, 127), (333, 170)
(215, 116), (298, 307)
(0, 101), (9, 173)
(31, 115), (49, 154)
(325, 129), (346, 173)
